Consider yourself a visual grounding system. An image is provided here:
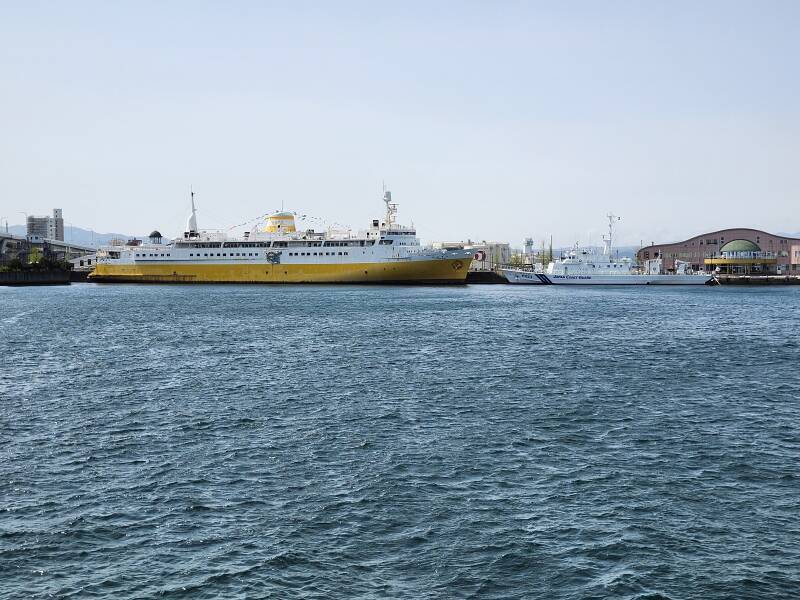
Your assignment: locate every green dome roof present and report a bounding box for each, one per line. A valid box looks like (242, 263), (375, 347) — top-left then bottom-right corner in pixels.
(720, 239), (760, 252)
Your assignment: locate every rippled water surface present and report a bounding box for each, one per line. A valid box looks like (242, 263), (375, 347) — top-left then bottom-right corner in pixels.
(2, 283), (800, 599)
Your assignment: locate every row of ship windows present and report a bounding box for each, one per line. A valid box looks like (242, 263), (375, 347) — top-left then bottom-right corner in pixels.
(135, 251), (356, 258)
(283, 241), (363, 247)
(179, 242), (269, 249)
(136, 252), (261, 258)
(178, 240), (377, 248)
(188, 252), (259, 257)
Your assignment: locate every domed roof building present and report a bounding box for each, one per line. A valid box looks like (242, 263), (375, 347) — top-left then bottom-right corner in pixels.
(636, 228), (800, 276)
(719, 239), (760, 253)
(707, 238), (776, 274)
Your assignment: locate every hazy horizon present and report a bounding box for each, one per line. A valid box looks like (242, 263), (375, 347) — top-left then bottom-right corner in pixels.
(2, 1), (798, 248)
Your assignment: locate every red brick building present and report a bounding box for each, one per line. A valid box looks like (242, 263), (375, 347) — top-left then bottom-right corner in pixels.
(636, 228), (800, 275)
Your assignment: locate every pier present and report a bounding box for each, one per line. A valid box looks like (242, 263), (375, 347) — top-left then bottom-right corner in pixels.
(716, 275), (800, 285)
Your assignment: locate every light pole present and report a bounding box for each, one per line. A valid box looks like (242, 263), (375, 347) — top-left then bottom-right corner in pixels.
(64, 222), (74, 262)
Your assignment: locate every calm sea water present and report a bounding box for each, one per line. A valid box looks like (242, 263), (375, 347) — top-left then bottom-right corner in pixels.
(2, 283), (799, 599)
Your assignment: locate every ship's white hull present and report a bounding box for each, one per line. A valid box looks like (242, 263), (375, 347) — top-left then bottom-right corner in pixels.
(502, 269), (714, 285)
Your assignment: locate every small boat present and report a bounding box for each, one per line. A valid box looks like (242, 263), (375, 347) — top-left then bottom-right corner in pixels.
(503, 268), (545, 284)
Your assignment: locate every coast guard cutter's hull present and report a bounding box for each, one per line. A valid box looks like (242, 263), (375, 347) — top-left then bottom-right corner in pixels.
(502, 268), (714, 285)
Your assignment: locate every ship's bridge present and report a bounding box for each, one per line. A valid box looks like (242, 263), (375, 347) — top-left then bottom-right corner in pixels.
(383, 225), (416, 236)
(377, 224), (419, 247)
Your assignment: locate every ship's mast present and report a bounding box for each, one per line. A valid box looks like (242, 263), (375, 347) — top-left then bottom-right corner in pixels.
(383, 184), (397, 228)
(602, 213), (619, 256)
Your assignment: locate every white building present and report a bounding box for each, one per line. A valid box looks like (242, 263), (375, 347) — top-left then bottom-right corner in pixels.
(70, 253), (97, 271)
(26, 208), (64, 241)
(433, 240), (511, 271)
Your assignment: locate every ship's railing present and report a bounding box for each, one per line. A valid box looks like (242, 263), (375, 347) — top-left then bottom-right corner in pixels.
(498, 263), (537, 271)
(719, 251), (777, 259)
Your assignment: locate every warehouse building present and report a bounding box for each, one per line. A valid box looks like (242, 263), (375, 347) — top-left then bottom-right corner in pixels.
(636, 228), (800, 275)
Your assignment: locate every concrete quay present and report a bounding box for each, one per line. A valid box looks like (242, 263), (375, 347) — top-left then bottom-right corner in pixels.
(716, 275), (800, 285)
(0, 271), (71, 286)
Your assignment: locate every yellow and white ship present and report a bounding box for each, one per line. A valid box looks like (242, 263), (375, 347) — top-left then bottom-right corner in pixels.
(90, 190), (473, 284)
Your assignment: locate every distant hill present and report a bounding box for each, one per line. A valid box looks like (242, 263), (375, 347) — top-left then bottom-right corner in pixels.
(6, 224), (137, 248)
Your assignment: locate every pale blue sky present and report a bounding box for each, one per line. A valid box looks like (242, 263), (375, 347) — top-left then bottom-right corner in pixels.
(1, 1), (798, 246)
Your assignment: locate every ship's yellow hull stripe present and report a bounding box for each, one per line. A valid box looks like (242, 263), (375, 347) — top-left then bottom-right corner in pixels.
(89, 258), (469, 284)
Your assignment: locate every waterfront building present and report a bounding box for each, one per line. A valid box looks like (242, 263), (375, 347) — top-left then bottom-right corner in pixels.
(26, 209), (64, 241)
(433, 240), (511, 271)
(523, 237), (535, 264)
(70, 253), (97, 270)
(636, 228), (800, 275)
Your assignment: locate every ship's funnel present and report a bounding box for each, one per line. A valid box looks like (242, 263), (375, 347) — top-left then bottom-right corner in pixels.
(186, 191), (198, 234)
(263, 211), (296, 233)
